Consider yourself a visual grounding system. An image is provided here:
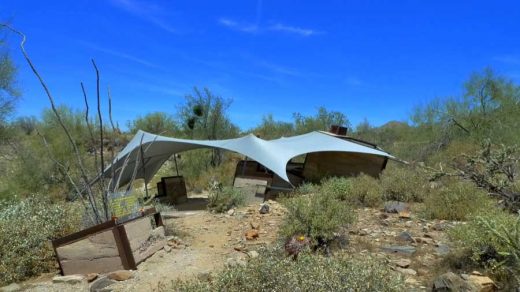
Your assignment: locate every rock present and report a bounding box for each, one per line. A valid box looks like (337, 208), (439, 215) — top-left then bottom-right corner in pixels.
(392, 258), (412, 268)
(384, 201), (408, 213)
(396, 267), (417, 276)
(435, 244), (450, 256)
(398, 210), (411, 219)
(359, 228), (370, 236)
(107, 270), (134, 281)
(247, 250), (259, 258)
(468, 275), (496, 292)
(259, 203), (270, 214)
(0, 283), (21, 292)
(381, 245), (416, 255)
(405, 278), (419, 285)
(164, 245), (172, 253)
(404, 221), (413, 228)
(53, 275), (86, 285)
(86, 273), (99, 282)
(380, 219), (391, 226)
(89, 276), (116, 292)
(245, 229), (259, 240)
(416, 237), (434, 245)
(227, 208), (235, 216)
(432, 272), (474, 291)
(250, 221), (260, 230)
(398, 231), (415, 242)
(432, 222), (447, 231)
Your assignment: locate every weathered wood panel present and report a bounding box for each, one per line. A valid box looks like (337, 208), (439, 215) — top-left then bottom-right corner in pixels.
(125, 217), (166, 264)
(303, 151), (386, 183)
(162, 176), (188, 204)
(56, 229), (124, 275)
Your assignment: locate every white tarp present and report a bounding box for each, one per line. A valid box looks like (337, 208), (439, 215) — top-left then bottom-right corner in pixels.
(104, 130), (393, 188)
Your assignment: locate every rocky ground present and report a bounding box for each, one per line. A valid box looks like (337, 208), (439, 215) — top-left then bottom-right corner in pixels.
(2, 200), (497, 292)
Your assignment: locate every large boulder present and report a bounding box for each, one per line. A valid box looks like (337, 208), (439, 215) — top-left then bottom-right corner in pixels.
(432, 272), (476, 291)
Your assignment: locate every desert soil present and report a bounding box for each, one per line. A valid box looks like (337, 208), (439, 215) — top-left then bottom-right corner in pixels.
(19, 198), (458, 292)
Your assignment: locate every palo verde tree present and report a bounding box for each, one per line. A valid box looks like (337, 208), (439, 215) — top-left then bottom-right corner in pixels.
(178, 87), (239, 166)
(0, 27), (19, 140)
(128, 111), (180, 136)
(293, 107), (350, 135)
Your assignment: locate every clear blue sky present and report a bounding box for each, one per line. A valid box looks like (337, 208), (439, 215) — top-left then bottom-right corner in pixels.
(2, 0), (520, 130)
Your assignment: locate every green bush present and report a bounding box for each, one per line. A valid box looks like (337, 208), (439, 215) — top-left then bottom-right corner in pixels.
(0, 196), (81, 285)
(174, 249), (405, 291)
(422, 180), (492, 220)
(295, 182), (318, 195)
(279, 191), (356, 243)
(320, 176), (352, 201)
(207, 186), (245, 213)
(381, 166), (429, 202)
(449, 211), (520, 287)
(347, 174), (383, 207)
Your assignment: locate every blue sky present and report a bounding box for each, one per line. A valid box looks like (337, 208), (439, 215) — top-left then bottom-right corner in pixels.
(2, 0), (520, 130)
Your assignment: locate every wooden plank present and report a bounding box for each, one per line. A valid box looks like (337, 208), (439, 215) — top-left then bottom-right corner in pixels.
(52, 219), (116, 247)
(114, 224), (137, 270)
(154, 212), (164, 227)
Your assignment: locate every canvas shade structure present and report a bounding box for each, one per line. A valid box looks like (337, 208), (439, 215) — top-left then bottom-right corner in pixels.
(103, 130), (394, 189)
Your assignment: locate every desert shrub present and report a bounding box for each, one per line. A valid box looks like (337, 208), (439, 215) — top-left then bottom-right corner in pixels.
(174, 249), (404, 291)
(0, 196), (81, 285)
(151, 200), (176, 213)
(207, 186), (245, 213)
(295, 182), (318, 195)
(449, 211), (520, 287)
(347, 174), (384, 207)
(422, 180), (492, 221)
(279, 191), (356, 243)
(381, 166), (429, 202)
(176, 150), (238, 192)
(320, 176), (352, 201)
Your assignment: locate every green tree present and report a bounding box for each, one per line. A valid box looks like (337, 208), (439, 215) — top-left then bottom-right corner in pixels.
(178, 87), (239, 166)
(250, 114), (295, 140)
(293, 107), (350, 134)
(128, 111), (179, 136)
(0, 29), (19, 139)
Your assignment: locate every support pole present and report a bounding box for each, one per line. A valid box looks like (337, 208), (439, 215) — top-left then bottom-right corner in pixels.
(139, 143), (149, 199)
(174, 154), (180, 176)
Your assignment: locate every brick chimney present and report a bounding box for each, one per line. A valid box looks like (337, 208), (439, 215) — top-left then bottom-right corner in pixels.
(329, 125), (348, 136)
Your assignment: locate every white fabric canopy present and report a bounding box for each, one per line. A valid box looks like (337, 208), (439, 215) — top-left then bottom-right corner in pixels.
(104, 130), (393, 188)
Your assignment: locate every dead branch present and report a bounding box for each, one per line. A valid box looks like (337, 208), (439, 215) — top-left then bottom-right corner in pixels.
(91, 59), (109, 220)
(2, 24), (102, 223)
(81, 82), (99, 171)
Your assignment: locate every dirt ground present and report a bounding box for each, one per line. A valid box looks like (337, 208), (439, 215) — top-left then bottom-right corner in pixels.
(110, 200), (286, 291)
(19, 196), (460, 292)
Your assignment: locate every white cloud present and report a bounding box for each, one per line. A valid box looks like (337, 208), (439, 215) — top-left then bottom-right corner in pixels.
(79, 41), (158, 68)
(218, 18), (258, 33)
(218, 18), (321, 37)
(268, 23), (319, 37)
(257, 61), (301, 76)
(110, 0), (176, 33)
